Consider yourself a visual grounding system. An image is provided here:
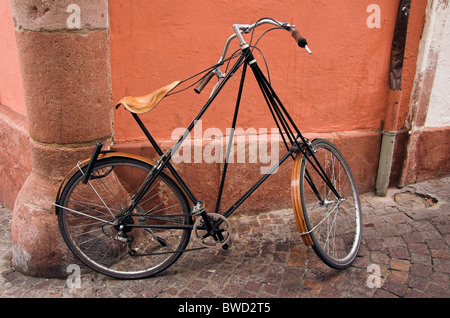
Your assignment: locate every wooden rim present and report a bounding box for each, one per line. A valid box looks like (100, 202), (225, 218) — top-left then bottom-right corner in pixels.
(291, 152), (314, 246)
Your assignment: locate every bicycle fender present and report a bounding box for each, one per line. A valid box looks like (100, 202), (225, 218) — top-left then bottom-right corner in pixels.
(291, 140), (316, 246)
(54, 151), (116, 214)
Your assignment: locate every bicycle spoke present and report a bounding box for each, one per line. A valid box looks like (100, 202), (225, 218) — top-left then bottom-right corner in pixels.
(55, 203), (112, 224)
(296, 139), (362, 269)
(58, 157), (192, 279)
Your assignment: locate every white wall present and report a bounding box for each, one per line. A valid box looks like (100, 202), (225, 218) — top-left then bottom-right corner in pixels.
(424, 2), (450, 128)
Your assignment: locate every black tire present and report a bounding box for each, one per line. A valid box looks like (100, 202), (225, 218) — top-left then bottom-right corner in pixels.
(57, 156), (192, 279)
(299, 139), (362, 269)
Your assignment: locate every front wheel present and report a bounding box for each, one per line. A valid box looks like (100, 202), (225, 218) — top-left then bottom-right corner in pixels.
(292, 139), (362, 269)
(57, 156), (192, 279)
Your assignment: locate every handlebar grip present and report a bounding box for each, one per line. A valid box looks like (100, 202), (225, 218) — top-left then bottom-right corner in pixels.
(194, 71), (215, 94)
(291, 30), (308, 48)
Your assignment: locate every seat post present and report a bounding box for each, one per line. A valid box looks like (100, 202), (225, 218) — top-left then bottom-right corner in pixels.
(131, 113), (164, 157)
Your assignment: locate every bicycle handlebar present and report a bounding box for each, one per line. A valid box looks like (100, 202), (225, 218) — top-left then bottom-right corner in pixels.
(194, 71), (215, 94)
(291, 30), (312, 54)
(195, 18), (310, 94)
(217, 18), (309, 64)
(291, 30), (306, 48)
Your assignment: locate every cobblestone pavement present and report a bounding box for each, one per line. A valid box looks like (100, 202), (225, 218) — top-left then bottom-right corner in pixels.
(0, 177), (449, 299)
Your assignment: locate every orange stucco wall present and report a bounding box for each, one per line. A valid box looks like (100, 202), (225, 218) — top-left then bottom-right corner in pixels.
(109, 0), (426, 143)
(0, 0), (26, 115)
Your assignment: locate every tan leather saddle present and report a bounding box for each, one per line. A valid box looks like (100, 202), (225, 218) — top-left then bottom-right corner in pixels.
(115, 80), (181, 114)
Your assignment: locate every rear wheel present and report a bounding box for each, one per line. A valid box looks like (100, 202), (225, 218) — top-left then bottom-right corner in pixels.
(57, 156), (192, 279)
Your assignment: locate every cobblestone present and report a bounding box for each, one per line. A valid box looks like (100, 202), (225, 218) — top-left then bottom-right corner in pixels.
(0, 176), (449, 299)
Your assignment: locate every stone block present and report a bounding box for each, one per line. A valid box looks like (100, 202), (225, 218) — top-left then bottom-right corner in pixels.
(11, 171), (75, 278)
(0, 105), (31, 209)
(14, 30), (112, 144)
(11, 0), (108, 31)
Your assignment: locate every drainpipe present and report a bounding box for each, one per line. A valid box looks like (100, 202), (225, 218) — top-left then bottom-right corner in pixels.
(375, 0), (411, 197)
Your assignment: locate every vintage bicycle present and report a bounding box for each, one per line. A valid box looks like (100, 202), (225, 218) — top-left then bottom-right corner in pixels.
(54, 18), (362, 279)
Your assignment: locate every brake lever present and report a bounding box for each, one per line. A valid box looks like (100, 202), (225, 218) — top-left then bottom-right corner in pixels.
(209, 68), (226, 98)
(304, 45), (312, 55)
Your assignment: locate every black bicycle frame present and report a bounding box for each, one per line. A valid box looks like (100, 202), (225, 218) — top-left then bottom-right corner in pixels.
(127, 47), (340, 223)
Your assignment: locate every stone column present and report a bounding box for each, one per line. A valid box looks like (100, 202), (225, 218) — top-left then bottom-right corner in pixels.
(10, 0), (112, 278)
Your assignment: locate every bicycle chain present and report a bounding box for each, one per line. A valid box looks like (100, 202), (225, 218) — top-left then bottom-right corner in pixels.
(126, 213), (232, 257)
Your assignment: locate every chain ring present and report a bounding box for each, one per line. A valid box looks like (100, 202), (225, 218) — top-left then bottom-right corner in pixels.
(193, 213), (231, 248)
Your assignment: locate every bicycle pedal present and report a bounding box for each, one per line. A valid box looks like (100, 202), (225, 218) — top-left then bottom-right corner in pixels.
(222, 239), (232, 250)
